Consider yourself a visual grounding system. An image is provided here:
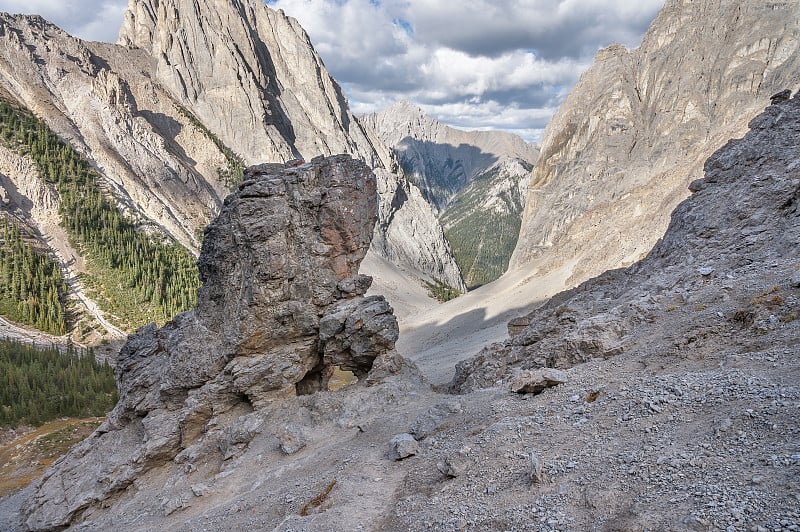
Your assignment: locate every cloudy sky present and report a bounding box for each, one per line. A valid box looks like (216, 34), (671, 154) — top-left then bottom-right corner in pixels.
(0, 0), (663, 141)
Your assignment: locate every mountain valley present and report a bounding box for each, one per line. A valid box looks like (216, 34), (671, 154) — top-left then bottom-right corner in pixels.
(0, 0), (799, 530)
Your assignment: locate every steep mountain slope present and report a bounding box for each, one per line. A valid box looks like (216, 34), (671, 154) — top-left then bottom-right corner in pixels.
(510, 0), (800, 289)
(440, 158), (533, 288)
(363, 101), (539, 211)
(117, 0), (390, 169)
(7, 88), (798, 532)
(116, 0), (464, 290)
(0, 1), (464, 337)
(364, 102), (538, 287)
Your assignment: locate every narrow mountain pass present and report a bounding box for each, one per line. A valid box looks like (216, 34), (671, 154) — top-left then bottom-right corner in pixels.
(393, 260), (578, 384)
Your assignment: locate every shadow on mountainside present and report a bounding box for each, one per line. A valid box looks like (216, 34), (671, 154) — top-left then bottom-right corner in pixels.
(394, 139), (499, 210)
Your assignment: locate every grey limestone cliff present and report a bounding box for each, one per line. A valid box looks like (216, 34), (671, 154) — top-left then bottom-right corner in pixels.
(510, 0), (800, 288)
(364, 101), (538, 287)
(0, 0), (465, 337)
(116, 0), (465, 290)
(363, 100), (539, 211)
(118, 0), (391, 170)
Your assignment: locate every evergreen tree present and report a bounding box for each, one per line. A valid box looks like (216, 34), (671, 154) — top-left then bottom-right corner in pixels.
(0, 96), (200, 330)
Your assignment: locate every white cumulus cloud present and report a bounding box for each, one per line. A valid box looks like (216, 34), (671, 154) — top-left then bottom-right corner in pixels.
(0, 0), (664, 141)
(0, 0), (127, 42)
(269, 0), (663, 140)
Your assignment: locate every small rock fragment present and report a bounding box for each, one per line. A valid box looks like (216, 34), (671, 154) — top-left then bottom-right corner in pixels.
(792, 270), (800, 288)
(191, 483), (211, 497)
(511, 368), (568, 395)
(529, 452), (543, 483)
(437, 451), (469, 478)
(278, 424), (307, 455)
(698, 267), (715, 276)
(388, 433), (419, 461)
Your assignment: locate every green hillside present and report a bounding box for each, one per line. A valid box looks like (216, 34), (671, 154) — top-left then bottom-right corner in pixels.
(0, 339), (117, 427)
(440, 162), (531, 289)
(0, 97), (200, 331)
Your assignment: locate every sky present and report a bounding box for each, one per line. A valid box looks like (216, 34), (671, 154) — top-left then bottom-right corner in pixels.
(0, 0), (664, 142)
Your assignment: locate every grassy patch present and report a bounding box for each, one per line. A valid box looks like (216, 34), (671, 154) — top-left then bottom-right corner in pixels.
(0, 417), (103, 496)
(424, 279), (462, 302)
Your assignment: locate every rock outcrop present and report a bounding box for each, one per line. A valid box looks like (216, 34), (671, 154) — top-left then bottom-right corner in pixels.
(453, 92), (800, 392)
(510, 0), (800, 288)
(23, 155), (407, 530)
(5, 96), (798, 532)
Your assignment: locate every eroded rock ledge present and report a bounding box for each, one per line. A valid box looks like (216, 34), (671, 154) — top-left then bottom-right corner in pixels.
(23, 155), (408, 530)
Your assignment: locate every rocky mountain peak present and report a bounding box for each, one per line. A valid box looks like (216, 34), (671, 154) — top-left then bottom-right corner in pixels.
(117, 0), (391, 169)
(362, 102), (539, 211)
(510, 0), (800, 290)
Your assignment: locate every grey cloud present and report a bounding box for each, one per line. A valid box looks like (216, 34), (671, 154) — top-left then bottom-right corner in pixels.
(402, 0), (663, 60)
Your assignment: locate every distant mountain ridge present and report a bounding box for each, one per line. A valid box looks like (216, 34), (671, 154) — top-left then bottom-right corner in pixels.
(363, 102), (539, 287)
(362, 100), (539, 211)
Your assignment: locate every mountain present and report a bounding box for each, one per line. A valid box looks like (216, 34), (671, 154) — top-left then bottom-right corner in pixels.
(0, 0), (464, 340)
(363, 102), (538, 287)
(510, 0), (800, 289)
(9, 88), (799, 532)
(362, 100), (539, 211)
(439, 157), (533, 288)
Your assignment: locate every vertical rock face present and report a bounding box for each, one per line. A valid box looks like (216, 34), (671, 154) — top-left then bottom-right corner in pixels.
(510, 0), (800, 286)
(363, 101), (538, 287)
(362, 101), (539, 211)
(118, 0), (464, 290)
(118, 0), (391, 170)
(371, 167), (467, 291)
(23, 156), (405, 530)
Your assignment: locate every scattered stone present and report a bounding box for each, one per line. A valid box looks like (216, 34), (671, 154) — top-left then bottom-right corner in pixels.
(437, 452), (469, 478)
(529, 452), (543, 483)
(698, 267), (715, 276)
(508, 316), (533, 336)
(511, 369), (569, 395)
(410, 402), (462, 440)
(388, 434), (419, 461)
(191, 484), (211, 497)
(278, 425), (307, 455)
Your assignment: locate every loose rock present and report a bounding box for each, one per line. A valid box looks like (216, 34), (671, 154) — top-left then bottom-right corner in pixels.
(388, 434), (420, 461)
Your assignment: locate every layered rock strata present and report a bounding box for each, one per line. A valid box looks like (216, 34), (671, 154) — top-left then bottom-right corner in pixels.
(0, 2), (464, 327)
(23, 155), (405, 530)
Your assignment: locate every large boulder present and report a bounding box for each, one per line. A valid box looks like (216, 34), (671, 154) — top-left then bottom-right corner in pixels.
(23, 155), (405, 530)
